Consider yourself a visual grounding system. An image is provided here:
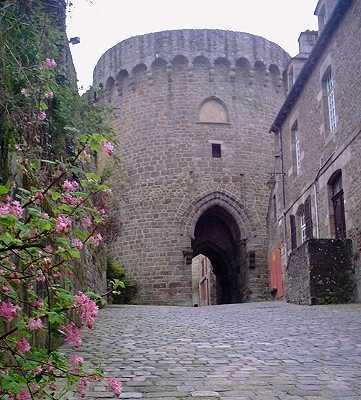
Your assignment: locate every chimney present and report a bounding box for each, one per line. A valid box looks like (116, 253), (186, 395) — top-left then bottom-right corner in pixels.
(298, 31), (318, 56)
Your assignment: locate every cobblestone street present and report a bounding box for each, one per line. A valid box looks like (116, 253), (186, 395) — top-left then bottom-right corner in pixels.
(76, 302), (361, 399)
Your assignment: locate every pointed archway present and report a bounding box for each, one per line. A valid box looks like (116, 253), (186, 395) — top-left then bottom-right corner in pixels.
(191, 205), (247, 304)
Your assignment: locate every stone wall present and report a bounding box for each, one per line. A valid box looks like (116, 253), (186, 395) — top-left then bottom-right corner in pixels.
(94, 29), (290, 305)
(286, 239), (355, 305)
(270, 0), (361, 302)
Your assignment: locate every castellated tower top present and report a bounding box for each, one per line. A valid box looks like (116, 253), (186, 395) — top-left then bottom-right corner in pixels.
(93, 29), (290, 88)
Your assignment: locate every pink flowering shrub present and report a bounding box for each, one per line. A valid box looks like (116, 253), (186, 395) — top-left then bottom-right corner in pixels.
(27, 318), (44, 331)
(0, 6), (120, 396)
(107, 378), (122, 398)
(102, 141), (114, 156)
(0, 301), (20, 322)
(44, 58), (57, 69)
(16, 338), (31, 354)
(63, 179), (79, 192)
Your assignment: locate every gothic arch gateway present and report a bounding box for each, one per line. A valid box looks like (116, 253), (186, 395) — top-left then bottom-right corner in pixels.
(191, 205), (248, 304)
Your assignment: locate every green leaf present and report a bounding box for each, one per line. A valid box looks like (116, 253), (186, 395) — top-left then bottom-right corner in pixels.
(85, 172), (100, 182)
(48, 311), (65, 326)
(38, 100), (48, 111)
(38, 219), (53, 231)
(0, 185), (10, 196)
(51, 191), (61, 201)
(0, 214), (17, 227)
(68, 248), (81, 260)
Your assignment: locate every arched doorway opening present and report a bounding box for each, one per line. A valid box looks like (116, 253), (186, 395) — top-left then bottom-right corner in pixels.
(191, 205), (247, 304)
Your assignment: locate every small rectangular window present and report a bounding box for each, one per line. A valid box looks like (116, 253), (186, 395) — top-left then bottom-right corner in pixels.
(249, 251), (256, 269)
(212, 143), (221, 158)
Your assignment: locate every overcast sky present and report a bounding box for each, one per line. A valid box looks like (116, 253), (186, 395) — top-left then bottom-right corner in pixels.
(67, 0), (319, 91)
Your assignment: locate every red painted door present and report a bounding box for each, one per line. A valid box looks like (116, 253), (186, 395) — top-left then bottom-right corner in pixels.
(269, 246), (284, 299)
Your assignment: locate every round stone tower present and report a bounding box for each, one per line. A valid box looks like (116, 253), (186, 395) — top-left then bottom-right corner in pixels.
(93, 29), (290, 305)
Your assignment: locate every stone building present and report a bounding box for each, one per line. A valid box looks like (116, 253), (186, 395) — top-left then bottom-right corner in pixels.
(93, 30), (290, 305)
(269, 0), (361, 303)
(93, 0), (361, 305)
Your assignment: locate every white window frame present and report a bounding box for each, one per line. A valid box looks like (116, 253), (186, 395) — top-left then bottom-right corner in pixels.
(292, 123), (301, 175)
(300, 213), (307, 243)
(324, 69), (337, 132)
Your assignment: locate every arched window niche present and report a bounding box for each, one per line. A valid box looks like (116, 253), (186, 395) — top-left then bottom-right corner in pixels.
(198, 97), (229, 124)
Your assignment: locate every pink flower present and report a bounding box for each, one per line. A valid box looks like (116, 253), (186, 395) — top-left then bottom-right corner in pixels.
(37, 111), (47, 121)
(16, 390), (31, 400)
(34, 192), (44, 205)
(44, 91), (54, 99)
(11, 201), (24, 218)
(0, 301), (19, 322)
(74, 292), (98, 329)
(63, 180), (79, 192)
(44, 58), (57, 69)
(62, 194), (79, 206)
(33, 299), (44, 309)
(101, 141), (114, 156)
(81, 216), (92, 229)
(107, 378), (121, 398)
(27, 318), (43, 331)
(70, 354), (84, 367)
(20, 88), (30, 97)
(72, 238), (84, 251)
(76, 378), (88, 398)
(97, 208), (106, 216)
(60, 322), (82, 348)
(89, 233), (103, 247)
(55, 214), (72, 234)
(0, 200), (24, 218)
(1, 285), (11, 294)
(16, 337), (31, 354)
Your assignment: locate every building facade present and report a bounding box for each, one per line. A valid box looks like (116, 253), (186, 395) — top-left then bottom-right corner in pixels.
(269, 0), (361, 302)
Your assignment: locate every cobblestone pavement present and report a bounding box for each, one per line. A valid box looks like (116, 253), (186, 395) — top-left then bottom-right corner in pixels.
(72, 302), (361, 399)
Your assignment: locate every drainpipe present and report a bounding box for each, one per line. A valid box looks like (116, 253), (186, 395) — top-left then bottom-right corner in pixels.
(277, 127), (288, 261)
(313, 182), (320, 238)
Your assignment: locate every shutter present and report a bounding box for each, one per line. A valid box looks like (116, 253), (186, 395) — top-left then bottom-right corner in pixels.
(305, 196), (313, 240)
(290, 215), (297, 250)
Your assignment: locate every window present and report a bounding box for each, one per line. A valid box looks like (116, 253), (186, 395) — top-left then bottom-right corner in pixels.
(249, 251), (256, 269)
(291, 122), (301, 175)
(328, 171), (346, 239)
(300, 213), (307, 243)
(290, 215), (297, 250)
(323, 68), (337, 132)
(212, 143), (221, 158)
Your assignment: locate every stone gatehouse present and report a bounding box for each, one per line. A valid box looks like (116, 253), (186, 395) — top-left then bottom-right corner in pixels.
(93, 0), (361, 305)
(93, 30), (289, 305)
